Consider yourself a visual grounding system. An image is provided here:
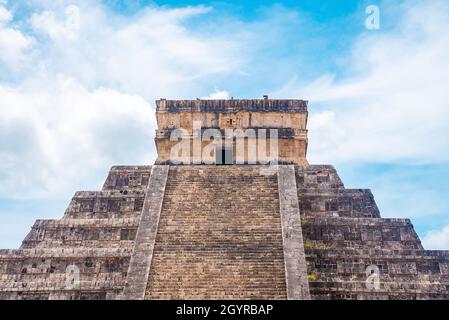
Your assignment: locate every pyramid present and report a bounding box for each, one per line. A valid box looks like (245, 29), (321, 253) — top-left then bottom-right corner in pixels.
(1, 98), (448, 300)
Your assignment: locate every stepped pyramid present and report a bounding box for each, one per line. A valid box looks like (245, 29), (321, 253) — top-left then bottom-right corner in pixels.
(1, 98), (448, 300)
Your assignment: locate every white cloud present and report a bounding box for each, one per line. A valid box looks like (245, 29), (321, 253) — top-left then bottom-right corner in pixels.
(201, 90), (231, 99)
(0, 75), (156, 199)
(423, 225), (449, 250)
(23, 2), (242, 100)
(273, 1), (449, 165)
(30, 5), (81, 41)
(0, 4), (12, 24)
(0, 4), (34, 68)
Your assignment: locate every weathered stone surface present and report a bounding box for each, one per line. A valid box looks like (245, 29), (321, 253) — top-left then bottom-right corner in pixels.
(145, 166), (287, 300)
(277, 165), (311, 300)
(155, 98), (309, 165)
(156, 98), (308, 113)
(0, 247), (131, 300)
(296, 165), (449, 299)
(0, 164), (153, 300)
(1, 98), (449, 300)
(122, 165), (169, 300)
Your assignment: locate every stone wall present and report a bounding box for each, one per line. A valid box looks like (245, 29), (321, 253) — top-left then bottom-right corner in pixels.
(0, 166), (153, 300)
(297, 165), (449, 300)
(155, 99), (309, 165)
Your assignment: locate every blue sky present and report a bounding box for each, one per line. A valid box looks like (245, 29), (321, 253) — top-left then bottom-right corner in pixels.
(0, 0), (449, 249)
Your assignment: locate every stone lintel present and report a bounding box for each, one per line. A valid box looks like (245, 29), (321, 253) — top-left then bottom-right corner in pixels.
(156, 99), (308, 113)
(121, 165), (169, 300)
(277, 165), (311, 300)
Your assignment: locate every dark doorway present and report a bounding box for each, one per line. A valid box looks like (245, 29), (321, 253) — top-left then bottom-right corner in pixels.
(216, 146), (233, 165)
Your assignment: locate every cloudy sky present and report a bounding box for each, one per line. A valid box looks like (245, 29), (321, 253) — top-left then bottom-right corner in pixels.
(0, 0), (448, 249)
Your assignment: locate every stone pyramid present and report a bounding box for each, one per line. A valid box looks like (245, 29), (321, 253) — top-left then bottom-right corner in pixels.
(1, 98), (448, 300)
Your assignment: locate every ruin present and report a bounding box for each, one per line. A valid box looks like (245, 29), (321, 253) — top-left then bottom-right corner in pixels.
(1, 98), (448, 300)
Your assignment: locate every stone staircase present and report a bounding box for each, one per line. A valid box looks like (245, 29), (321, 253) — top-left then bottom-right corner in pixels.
(145, 166), (287, 299)
(1, 164), (449, 300)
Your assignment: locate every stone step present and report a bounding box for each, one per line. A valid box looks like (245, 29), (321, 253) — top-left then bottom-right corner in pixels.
(302, 216), (422, 250)
(295, 165), (345, 189)
(0, 272), (126, 290)
(298, 189), (380, 218)
(20, 218), (140, 249)
(63, 190), (145, 219)
(29, 217), (140, 227)
(305, 247), (449, 259)
(309, 286), (449, 300)
(21, 240), (136, 250)
(0, 290), (116, 300)
(102, 166), (152, 191)
(0, 248), (132, 259)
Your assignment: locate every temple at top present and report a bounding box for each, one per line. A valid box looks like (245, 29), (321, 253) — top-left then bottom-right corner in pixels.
(154, 97), (309, 165)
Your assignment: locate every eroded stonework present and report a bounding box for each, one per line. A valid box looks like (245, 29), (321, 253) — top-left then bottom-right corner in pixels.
(155, 98), (309, 165)
(1, 99), (448, 300)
